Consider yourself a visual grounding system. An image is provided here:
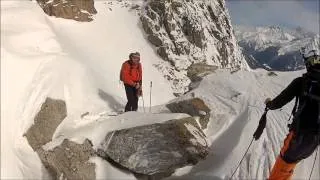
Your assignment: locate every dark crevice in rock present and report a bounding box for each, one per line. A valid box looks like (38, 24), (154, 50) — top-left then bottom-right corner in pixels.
(181, 16), (204, 49)
(207, 5), (222, 33)
(217, 0), (224, 10)
(163, 14), (180, 55)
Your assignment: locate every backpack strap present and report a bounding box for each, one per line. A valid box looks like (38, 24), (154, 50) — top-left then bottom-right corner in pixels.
(318, 101), (320, 125)
(290, 76), (309, 132)
(291, 96), (299, 117)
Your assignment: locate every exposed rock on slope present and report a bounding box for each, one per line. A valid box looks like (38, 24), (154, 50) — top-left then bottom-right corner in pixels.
(140, 0), (247, 94)
(24, 97), (96, 180)
(25, 98), (209, 179)
(97, 117), (209, 179)
(36, 0), (97, 22)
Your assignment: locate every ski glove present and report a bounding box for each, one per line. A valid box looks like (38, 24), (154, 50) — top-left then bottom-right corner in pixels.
(134, 83), (141, 89)
(137, 88), (143, 97)
(253, 108), (269, 140)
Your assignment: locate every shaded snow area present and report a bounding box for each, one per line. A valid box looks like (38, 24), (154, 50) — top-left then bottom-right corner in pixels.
(1, 1), (319, 180)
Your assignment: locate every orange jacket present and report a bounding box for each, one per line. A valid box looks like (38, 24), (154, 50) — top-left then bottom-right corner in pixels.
(121, 60), (142, 86)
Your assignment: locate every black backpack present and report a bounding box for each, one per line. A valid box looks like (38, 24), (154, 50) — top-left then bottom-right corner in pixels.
(290, 72), (320, 133)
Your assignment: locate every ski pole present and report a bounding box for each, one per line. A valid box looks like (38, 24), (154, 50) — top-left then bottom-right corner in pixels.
(230, 108), (269, 180)
(308, 128), (320, 180)
(141, 95), (145, 113)
(308, 145), (319, 180)
(229, 138), (254, 180)
(149, 81), (152, 113)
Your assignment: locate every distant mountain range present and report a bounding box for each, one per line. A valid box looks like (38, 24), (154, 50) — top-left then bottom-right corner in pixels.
(234, 25), (319, 71)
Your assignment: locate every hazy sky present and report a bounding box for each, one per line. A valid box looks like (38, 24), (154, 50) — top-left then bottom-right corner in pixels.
(226, 0), (320, 34)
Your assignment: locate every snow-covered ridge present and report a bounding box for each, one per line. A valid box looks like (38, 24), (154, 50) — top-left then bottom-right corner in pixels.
(235, 25), (319, 71)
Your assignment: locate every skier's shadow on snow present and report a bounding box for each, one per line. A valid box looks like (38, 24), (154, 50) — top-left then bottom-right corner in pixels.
(98, 89), (124, 112)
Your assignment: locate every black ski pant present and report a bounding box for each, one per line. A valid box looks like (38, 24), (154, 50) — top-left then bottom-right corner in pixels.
(281, 131), (319, 163)
(124, 84), (138, 112)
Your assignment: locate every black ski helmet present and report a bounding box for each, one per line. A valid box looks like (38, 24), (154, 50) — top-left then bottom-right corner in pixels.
(303, 49), (320, 72)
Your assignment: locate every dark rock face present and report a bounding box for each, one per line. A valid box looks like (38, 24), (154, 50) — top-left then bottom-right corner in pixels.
(97, 117), (208, 179)
(140, 0), (246, 94)
(166, 98), (211, 129)
(36, 0), (97, 22)
(24, 97), (96, 180)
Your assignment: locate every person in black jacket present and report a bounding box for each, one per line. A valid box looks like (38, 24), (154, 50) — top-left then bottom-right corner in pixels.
(265, 50), (320, 180)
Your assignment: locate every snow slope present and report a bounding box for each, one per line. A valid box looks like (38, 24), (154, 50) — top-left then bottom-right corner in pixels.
(1, 1), (174, 178)
(1, 1), (319, 180)
(167, 69), (320, 180)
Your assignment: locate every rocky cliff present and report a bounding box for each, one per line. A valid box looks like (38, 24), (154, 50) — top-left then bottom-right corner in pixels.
(141, 0), (247, 94)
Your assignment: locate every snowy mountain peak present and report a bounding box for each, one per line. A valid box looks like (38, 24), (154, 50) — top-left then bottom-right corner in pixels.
(235, 25), (319, 71)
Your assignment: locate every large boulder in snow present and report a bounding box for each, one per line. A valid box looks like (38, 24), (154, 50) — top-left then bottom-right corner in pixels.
(166, 98), (211, 129)
(140, 0), (246, 94)
(97, 117), (208, 179)
(36, 0), (97, 22)
(25, 97), (67, 150)
(25, 97), (96, 179)
(37, 139), (96, 180)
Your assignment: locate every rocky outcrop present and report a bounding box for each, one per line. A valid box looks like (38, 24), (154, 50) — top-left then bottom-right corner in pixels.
(25, 97), (67, 150)
(24, 97), (96, 180)
(25, 98), (209, 179)
(97, 117), (208, 179)
(38, 139), (95, 180)
(166, 98), (211, 129)
(187, 63), (218, 82)
(36, 0), (97, 22)
(141, 0), (247, 94)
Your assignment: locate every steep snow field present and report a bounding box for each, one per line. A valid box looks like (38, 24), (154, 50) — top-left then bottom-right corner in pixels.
(1, 1), (319, 180)
(1, 1), (174, 178)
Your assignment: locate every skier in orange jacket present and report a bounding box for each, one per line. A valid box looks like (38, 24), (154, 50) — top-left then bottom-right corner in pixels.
(120, 52), (142, 112)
